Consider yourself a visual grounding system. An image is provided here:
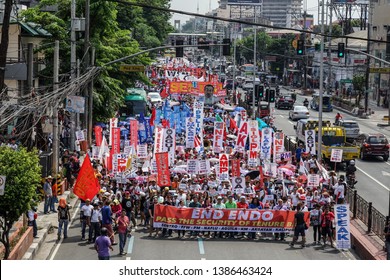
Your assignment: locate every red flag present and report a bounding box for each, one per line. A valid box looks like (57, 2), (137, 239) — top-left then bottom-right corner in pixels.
(112, 127), (121, 154)
(150, 107), (156, 126)
(229, 116), (238, 131)
(151, 69), (157, 78)
(161, 119), (170, 128)
(73, 154), (101, 201)
(220, 98), (225, 105)
(231, 159), (241, 177)
(160, 87), (168, 99)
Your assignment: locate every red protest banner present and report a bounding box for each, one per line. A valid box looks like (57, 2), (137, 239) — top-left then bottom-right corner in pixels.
(231, 159), (241, 177)
(155, 152), (171, 186)
(130, 119), (138, 148)
(73, 154), (101, 201)
(112, 127), (121, 154)
(153, 205), (309, 232)
(94, 126), (103, 146)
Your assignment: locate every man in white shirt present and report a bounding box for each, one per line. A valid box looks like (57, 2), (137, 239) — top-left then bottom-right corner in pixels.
(81, 199), (94, 242)
(333, 178), (346, 204)
(90, 203), (102, 242)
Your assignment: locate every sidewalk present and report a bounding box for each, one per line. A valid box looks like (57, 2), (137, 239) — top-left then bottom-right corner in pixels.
(22, 190), (79, 260)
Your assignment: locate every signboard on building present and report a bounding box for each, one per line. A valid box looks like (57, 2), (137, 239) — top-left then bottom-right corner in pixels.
(119, 65), (146, 72)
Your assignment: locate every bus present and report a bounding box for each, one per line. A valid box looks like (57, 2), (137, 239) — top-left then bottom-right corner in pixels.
(119, 88), (148, 120)
(310, 93), (333, 112)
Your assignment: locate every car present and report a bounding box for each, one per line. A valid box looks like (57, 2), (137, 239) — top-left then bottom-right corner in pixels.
(288, 105), (310, 121)
(353, 133), (389, 161)
(147, 92), (162, 104)
(276, 95), (295, 109)
(334, 119), (360, 140)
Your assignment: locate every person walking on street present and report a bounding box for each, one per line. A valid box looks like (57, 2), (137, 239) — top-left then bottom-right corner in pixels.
(101, 199), (117, 245)
(43, 176), (53, 214)
(116, 210), (130, 255)
(290, 202), (307, 248)
(57, 198), (71, 240)
(81, 199), (93, 242)
(90, 202), (101, 242)
(50, 178), (58, 212)
(94, 227), (113, 260)
(321, 205), (335, 247)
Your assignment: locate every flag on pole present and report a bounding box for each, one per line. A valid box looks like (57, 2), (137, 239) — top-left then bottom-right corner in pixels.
(299, 158), (308, 175)
(73, 154), (101, 201)
(150, 107), (156, 126)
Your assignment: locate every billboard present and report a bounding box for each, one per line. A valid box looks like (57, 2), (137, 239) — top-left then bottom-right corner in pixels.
(227, 0), (262, 5)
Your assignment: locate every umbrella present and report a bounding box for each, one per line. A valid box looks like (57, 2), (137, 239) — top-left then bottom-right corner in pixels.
(171, 167), (188, 174)
(278, 168), (294, 176)
(227, 134), (237, 139)
(214, 109), (223, 113)
(278, 164), (296, 171)
(245, 170), (260, 179)
(208, 158), (219, 163)
(118, 121), (128, 126)
(95, 122), (107, 128)
(274, 179), (295, 185)
(234, 107), (246, 112)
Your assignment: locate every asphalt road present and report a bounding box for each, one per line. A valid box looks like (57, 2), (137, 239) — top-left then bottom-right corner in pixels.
(51, 203), (356, 260)
(273, 88), (390, 216)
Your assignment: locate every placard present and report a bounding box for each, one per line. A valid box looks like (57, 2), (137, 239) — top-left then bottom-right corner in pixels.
(330, 149), (343, 162)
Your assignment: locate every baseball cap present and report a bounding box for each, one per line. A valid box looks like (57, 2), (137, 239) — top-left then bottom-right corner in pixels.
(217, 196), (223, 200)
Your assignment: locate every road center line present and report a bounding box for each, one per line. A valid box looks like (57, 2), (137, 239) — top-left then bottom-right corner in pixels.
(197, 237), (205, 255)
(356, 166), (390, 191)
(127, 235), (134, 255)
(288, 121), (294, 125)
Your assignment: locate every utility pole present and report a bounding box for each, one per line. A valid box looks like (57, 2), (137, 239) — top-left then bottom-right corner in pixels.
(88, 47), (95, 145)
(327, 1), (333, 95)
(27, 43), (34, 92)
(364, 0), (372, 114)
(317, 0), (325, 161)
(232, 24), (237, 104)
(84, 0), (91, 138)
(52, 40), (59, 175)
(252, 8), (257, 119)
(70, 0), (77, 151)
(302, 1), (308, 90)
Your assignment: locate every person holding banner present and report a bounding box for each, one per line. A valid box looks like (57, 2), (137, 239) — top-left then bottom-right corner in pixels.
(212, 196), (226, 239)
(273, 199), (288, 241)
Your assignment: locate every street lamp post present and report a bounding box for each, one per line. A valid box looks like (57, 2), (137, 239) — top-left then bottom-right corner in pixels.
(317, 0), (325, 161)
(252, 9), (257, 119)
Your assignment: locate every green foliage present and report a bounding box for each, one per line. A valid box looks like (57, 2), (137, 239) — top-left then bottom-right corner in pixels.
(20, 0), (172, 122)
(0, 146), (41, 259)
(352, 74), (366, 107)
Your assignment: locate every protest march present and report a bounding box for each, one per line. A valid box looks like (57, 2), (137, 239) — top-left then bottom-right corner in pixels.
(69, 58), (350, 251)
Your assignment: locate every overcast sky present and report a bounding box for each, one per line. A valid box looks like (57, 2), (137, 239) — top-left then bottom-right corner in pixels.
(170, 0), (320, 25)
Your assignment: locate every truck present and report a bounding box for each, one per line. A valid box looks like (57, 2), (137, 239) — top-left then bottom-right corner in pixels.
(295, 119), (360, 162)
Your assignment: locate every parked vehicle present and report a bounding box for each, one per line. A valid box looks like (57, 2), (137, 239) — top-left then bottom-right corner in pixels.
(258, 102), (270, 118)
(288, 105), (309, 121)
(353, 133), (389, 161)
(334, 119), (360, 141)
(275, 95), (295, 109)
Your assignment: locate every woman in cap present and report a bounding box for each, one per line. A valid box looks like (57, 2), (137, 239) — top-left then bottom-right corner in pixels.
(57, 198), (71, 240)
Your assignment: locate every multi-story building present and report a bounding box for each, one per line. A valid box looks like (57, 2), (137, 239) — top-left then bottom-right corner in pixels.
(368, 0), (390, 105)
(219, 0), (302, 28)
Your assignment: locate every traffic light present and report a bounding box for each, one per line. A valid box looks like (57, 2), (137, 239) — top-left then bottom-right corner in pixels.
(176, 39), (184, 58)
(265, 88), (269, 101)
(297, 40), (304, 55)
(255, 85), (264, 98)
(337, 42), (345, 58)
(269, 89), (275, 102)
(222, 38), (231, 56)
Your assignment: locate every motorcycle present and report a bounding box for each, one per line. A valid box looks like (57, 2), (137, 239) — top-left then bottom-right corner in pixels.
(303, 99), (309, 108)
(346, 173), (357, 188)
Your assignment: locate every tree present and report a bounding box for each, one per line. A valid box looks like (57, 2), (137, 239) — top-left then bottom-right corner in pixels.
(0, 146), (41, 259)
(21, 0), (160, 122)
(352, 74), (366, 107)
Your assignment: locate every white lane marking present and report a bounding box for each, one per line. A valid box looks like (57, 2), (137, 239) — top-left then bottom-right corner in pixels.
(385, 162), (390, 167)
(356, 166), (390, 191)
(201, 258), (206, 260)
(288, 121), (294, 125)
(50, 201), (80, 260)
(279, 115), (285, 118)
(126, 257), (131, 260)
